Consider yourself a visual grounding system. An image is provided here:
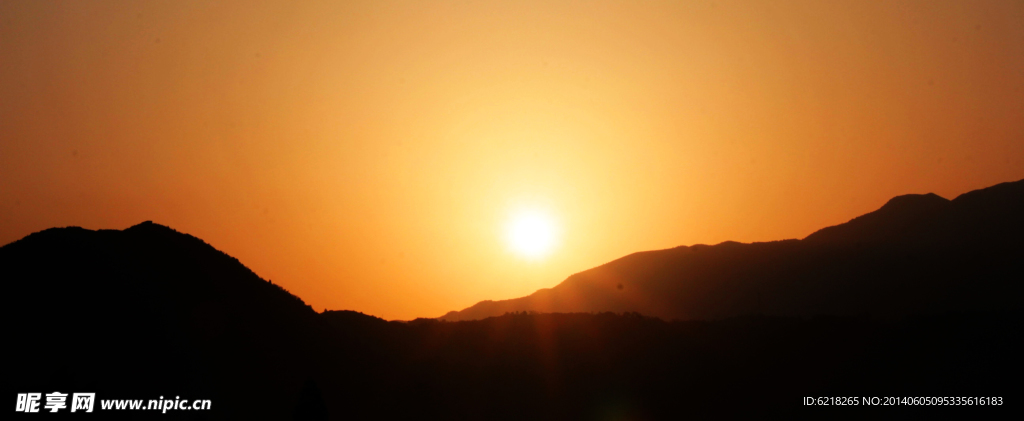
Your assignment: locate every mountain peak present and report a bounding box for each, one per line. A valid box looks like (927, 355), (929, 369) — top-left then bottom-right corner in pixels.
(124, 220), (173, 232)
(802, 192), (951, 244)
(877, 192), (950, 213)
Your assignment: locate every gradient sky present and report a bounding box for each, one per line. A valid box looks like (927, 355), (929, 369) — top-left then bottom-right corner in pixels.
(2, 0), (1023, 320)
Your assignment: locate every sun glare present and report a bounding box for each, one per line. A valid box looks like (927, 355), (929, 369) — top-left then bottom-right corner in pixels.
(506, 210), (558, 260)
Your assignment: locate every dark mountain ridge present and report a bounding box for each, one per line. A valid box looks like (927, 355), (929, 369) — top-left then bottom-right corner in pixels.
(4, 179), (1021, 419)
(3, 222), (384, 419)
(440, 179), (1024, 321)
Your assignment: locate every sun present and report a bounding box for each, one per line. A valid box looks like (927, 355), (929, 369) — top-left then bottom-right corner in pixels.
(506, 209), (558, 260)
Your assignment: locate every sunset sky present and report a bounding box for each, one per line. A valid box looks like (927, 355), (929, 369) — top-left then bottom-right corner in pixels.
(2, 0), (1022, 320)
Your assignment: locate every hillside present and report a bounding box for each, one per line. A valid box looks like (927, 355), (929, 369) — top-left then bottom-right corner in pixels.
(2, 222), (385, 419)
(3, 224), (1018, 419)
(440, 179), (1024, 321)
(4, 181), (1021, 419)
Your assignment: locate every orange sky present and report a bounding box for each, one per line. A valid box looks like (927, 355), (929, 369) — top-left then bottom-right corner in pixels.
(2, 0), (1023, 320)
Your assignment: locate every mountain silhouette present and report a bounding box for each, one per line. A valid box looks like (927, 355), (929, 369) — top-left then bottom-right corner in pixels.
(4, 181), (1020, 419)
(3, 222), (388, 419)
(440, 179), (1024, 321)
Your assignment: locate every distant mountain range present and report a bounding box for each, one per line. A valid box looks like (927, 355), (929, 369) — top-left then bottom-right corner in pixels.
(440, 179), (1024, 321)
(3, 179), (1020, 419)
